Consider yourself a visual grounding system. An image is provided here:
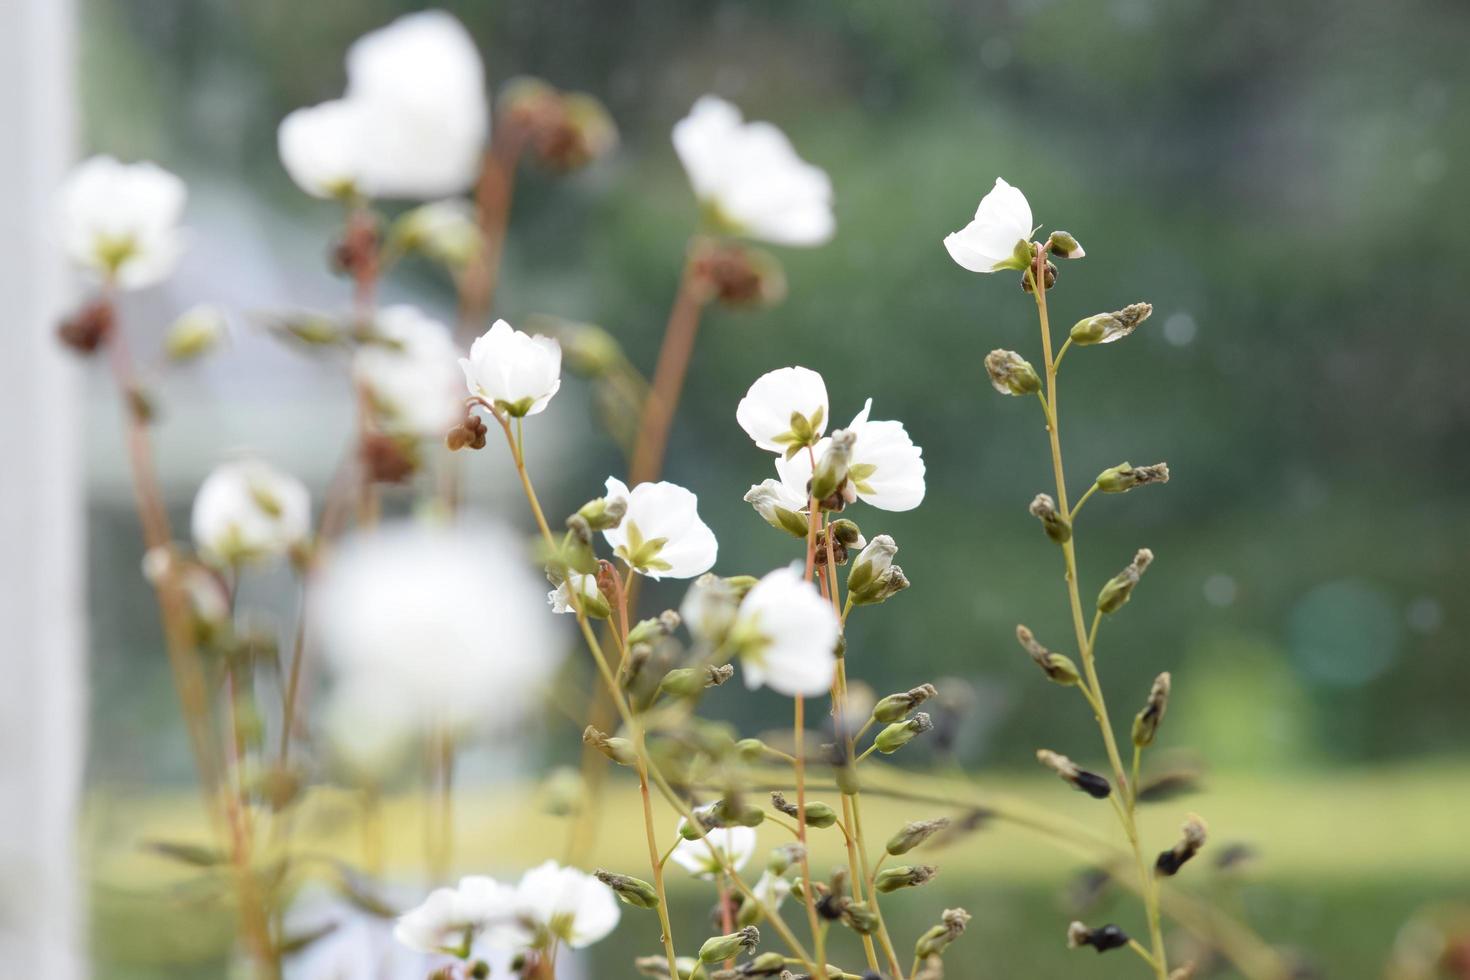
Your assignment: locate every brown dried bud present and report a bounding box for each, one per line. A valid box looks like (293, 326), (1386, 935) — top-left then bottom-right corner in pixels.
(1131, 672), (1171, 748)
(1155, 812), (1208, 877)
(691, 241), (788, 309)
(331, 212), (380, 282)
(360, 432), (416, 483)
(446, 412), (489, 452)
(1021, 259), (1057, 292)
(57, 300), (114, 354)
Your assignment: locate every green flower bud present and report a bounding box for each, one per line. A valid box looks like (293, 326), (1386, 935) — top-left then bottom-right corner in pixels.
(746, 951), (787, 974)
(1046, 230), (1085, 260)
(582, 726), (637, 767)
(984, 349), (1042, 396)
(659, 664), (734, 699)
(842, 901), (880, 935)
(1070, 302), (1153, 346)
(698, 926), (760, 963)
(871, 683), (937, 723)
(874, 864), (937, 893)
(1097, 548), (1154, 614)
(1028, 493), (1071, 544)
(164, 305), (228, 361)
(874, 712), (933, 754)
(575, 495), (627, 531)
(808, 430), (855, 503)
(712, 797), (766, 828)
(886, 818), (951, 856)
(1015, 625), (1081, 686)
(744, 482), (810, 538)
(1131, 672), (1171, 749)
(1096, 461), (1171, 493)
(627, 613), (679, 647)
(593, 870), (661, 909)
(914, 907), (971, 959)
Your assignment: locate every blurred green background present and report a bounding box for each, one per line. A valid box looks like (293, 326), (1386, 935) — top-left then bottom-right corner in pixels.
(79, 0), (1470, 976)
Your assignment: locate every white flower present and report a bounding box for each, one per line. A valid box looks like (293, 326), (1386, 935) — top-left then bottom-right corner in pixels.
(58, 155), (186, 289)
(311, 521), (563, 751)
(356, 305), (463, 438)
(773, 400), (925, 512)
(673, 96), (834, 247)
(601, 478), (718, 581)
(942, 177), (1034, 274)
(191, 459), (311, 565)
(278, 11), (487, 200)
(459, 319), (562, 417)
(547, 573), (608, 618)
(514, 861), (620, 950)
(731, 565), (839, 697)
(752, 869), (792, 912)
(670, 806), (757, 880)
(345, 11), (488, 198)
(277, 99), (374, 199)
(393, 876), (528, 956)
(736, 366), (829, 454)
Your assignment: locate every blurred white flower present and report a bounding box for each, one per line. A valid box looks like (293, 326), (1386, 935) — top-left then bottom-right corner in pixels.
(394, 199), (482, 267)
(736, 366), (829, 454)
(731, 565), (839, 697)
(773, 400), (925, 512)
(278, 11), (487, 200)
(752, 869), (792, 913)
(670, 806), (757, 880)
(356, 305), (463, 438)
(141, 547), (230, 634)
(943, 177), (1034, 274)
(393, 876), (528, 957)
(288, 902), (441, 979)
(191, 459), (311, 566)
(673, 96), (834, 247)
(345, 10), (488, 198)
(514, 861), (621, 949)
(679, 574), (741, 645)
(58, 155), (186, 289)
(278, 99), (374, 200)
(459, 319), (562, 417)
(311, 521), (562, 764)
(601, 478), (718, 580)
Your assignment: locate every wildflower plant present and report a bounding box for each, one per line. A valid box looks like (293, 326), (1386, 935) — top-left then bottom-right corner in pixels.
(52, 9), (1295, 980)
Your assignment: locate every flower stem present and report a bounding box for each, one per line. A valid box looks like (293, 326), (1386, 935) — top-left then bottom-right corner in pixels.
(1028, 255), (1168, 979)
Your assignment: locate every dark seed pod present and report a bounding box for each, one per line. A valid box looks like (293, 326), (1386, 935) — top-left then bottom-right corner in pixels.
(1074, 770), (1113, 800)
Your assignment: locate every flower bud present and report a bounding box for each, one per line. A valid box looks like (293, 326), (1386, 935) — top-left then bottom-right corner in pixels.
(887, 818), (951, 856)
(984, 349), (1042, 396)
(874, 864), (937, 893)
(659, 664), (734, 699)
(627, 613), (679, 647)
(1096, 461), (1170, 493)
(556, 321), (623, 378)
(913, 907), (971, 959)
(1036, 749), (1111, 799)
(1046, 230), (1085, 260)
(1021, 258), (1057, 292)
(851, 564), (909, 607)
(575, 495), (627, 531)
(711, 797), (767, 828)
(871, 684), (937, 723)
(1131, 672), (1171, 749)
(57, 299), (114, 354)
(549, 572), (611, 619)
(1069, 302), (1153, 346)
(1015, 625), (1081, 686)
(1155, 813), (1207, 877)
(692, 241), (788, 310)
(1067, 921), (1129, 953)
(698, 926), (760, 963)
(391, 200), (481, 269)
(1028, 493), (1072, 544)
(634, 955), (700, 979)
(808, 430), (855, 504)
(1097, 548), (1154, 614)
(583, 726), (637, 767)
(847, 534), (897, 597)
(164, 305), (228, 361)
(841, 902), (880, 935)
(446, 413), (488, 452)
(874, 712), (933, 754)
(815, 519), (865, 566)
(594, 869), (661, 909)
(769, 792), (837, 829)
(768, 843), (805, 875)
(744, 482), (810, 538)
